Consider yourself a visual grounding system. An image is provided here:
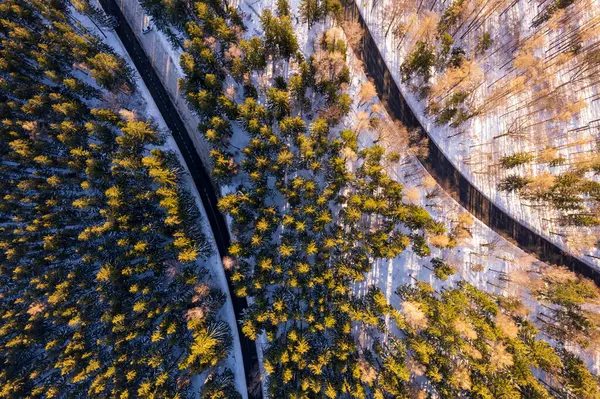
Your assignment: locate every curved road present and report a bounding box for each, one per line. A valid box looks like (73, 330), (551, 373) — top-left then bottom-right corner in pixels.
(342, 0), (600, 285)
(97, 1), (262, 397)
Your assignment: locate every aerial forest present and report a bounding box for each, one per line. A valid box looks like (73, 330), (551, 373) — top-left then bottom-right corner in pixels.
(1, 0), (599, 398)
(359, 0), (600, 262)
(0, 1), (235, 397)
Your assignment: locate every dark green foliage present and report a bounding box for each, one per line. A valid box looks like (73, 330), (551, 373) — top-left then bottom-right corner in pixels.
(261, 9), (299, 59)
(266, 87), (291, 120)
(299, 0), (342, 26)
(434, 95), (469, 126)
(384, 281), (598, 398)
(276, 0), (291, 16)
(273, 75), (288, 90)
(500, 152), (534, 169)
(547, 172), (586, 210)
(138, 0), (188, 45)
(312, 33), (351, 104)
(200, 369), (243, 399)
(533, 0), (576, 27)
(435, 108), (458, 125)
(560, 213), (600, 226)
(475, 32), (492, 55)
(244, 83), (258, 99)
(559, 349), (600, 399)
(373, 337), (411, 396)
(240, 37), (267, 72)
(0, 1), (233, 397)
(498, 174), (532, 192)
(438, 0), (469, 33)
(506, 164), (600, 216)
(204, 115), (233, 148)
(436, 32), (454, 67)
(400, 41), (436, 83)
(541, 278), (598, 307)
(528, 266), (600, 351)
(87, 52), (135, 91)
(430, 257), (455, 280)
(448, 47), (466, 68)
(299, 0), (324, 27)
(411, 234), (431, 257)
(543, 152), (564, 165)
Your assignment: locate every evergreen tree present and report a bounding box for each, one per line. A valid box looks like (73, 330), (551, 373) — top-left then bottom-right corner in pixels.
(0, 1), (233, 397)
(299, 0), (324, 27)
(500, 152), (535, 169)
(261, 8), (298, 60)
(400, 41), (436, 83)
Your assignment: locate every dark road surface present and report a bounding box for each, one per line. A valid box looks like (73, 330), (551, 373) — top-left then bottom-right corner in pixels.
(97, 1), (262, 397)
(342, 0), (600, 285)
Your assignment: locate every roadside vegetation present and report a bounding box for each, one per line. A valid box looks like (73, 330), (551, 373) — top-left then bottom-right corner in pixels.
(140, 0), (600, 397)
(0, 1), (235, 397)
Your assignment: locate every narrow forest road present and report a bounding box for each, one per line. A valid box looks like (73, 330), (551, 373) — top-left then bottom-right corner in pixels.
(342, 1), (600, 285)
(96, 1), (262, 397)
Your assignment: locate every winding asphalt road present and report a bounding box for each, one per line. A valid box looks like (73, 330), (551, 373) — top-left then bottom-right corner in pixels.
(97, 1), (262, 397)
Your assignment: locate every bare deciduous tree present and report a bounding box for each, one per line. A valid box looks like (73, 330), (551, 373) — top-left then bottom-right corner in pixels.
(358, 80), (377, 106)
(521, 171), (556, 200)
(403, 186), (421, 204)
(429, 233), (451, 248)
(537, 147), (558, 163)
(429, 59), (483, 103)
(421, 174), (436, 189)
(343, 20), (364, 51)
(401, 301), (429, 330)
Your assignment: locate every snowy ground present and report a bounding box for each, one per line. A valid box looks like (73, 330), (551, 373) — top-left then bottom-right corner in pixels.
(353, 0), (600, 268)
(75, 6), (248, 398)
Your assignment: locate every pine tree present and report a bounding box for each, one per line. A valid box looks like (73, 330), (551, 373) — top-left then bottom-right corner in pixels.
(299, 0), (323, 27)
(500, 152), (535, 169)
(261, 9), (299, 60)
(400, 41), (436, 83)
(0, 2), (232, 397)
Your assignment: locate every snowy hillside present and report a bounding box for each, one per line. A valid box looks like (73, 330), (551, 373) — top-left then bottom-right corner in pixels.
(353, 0), (600, 267)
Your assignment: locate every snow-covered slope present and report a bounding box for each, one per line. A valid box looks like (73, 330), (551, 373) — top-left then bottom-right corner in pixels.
(353, 0), (600, 267)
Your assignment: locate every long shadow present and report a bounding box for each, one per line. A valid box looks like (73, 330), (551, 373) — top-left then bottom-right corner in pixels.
(342, 0), (600, 285)
(97, 1), (262, 397)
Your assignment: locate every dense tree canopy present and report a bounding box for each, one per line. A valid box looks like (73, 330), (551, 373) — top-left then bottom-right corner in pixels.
(143, 0), (600, 396)
(134, 0), (600, 396)
(4, 0), (597, 398)
(0, 1), (234, 397)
